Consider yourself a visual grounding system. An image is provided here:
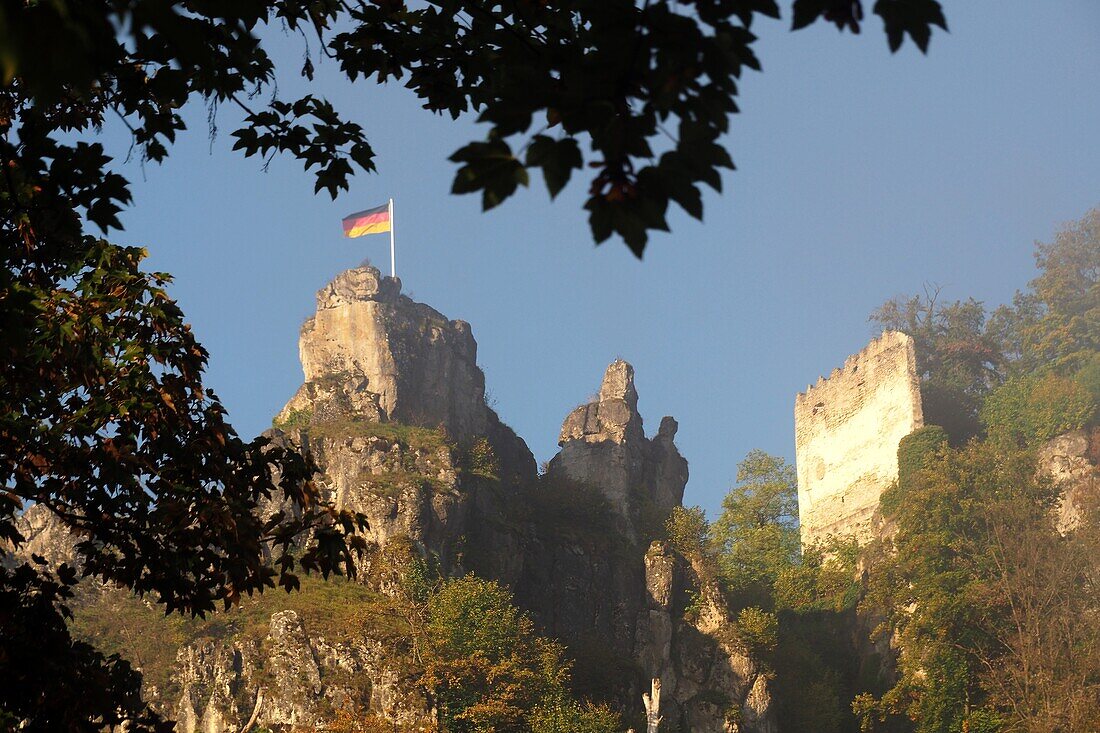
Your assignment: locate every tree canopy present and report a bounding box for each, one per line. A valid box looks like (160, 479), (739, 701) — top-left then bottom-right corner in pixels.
(1, 0), (947, 253)
(871, 205), (1100, 443)
(711, 449), (800, 607)
(859, 441), (1100, 733)
(422, 575), (620, 733)
(858, 208), (1100, 732)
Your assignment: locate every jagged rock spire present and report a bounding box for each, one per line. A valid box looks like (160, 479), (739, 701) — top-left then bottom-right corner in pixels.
(558, 359), (644, 446)
(548, 360), (687, 520)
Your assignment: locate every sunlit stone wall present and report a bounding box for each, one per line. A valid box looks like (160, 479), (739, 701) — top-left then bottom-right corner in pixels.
(794, 331), (924, 545)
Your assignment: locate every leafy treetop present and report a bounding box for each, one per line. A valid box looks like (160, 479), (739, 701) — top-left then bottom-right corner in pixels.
(871, 205), (1100, 443)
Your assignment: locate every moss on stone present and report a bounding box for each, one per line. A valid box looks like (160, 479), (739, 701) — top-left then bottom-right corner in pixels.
(272, 407), (314, 431)
(304, 419), (450, 452)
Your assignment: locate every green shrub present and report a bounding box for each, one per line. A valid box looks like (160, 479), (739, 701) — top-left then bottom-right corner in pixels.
(1074, 352), (1100, 419)
(304, 419), (450, 451)
(774, 610), (853, 733)
(965, 708), (1007, 733)
(682, 590), (703, 622)
(898, 425), (949, 481)
(893, 425), (949, 501)
(272, 408), (313, 431)
(70, 575), (389, 699)
(460, 437), (499, 480)
(773, 537), (860, 614)
(736, 606), (778, 655)
(424, 575), (605, 733)
(664, 506), (709, 557)
(711, 450), (799, 610)
(529, 695), (621, 733)
(981, 371), (1095, 445)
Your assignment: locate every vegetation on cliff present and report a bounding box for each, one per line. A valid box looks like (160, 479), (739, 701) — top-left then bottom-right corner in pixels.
(650, 206), (1100, 733)
(858, 441), (1100, 733)
(423, 575), (620, 733)
(0, 0), (952, 724)
(666, 450), (864, 733)
(71, 576), (386, 703)
(72, 550), (621, 733)
(854, 206), (1100, 733)
(2, 9), (1092, 716)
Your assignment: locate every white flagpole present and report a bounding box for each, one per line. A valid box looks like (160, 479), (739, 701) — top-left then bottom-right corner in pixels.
(388, 197), (396, 279)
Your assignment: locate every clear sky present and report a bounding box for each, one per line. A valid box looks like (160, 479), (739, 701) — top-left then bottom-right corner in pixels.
(100, 1), (1100, 517)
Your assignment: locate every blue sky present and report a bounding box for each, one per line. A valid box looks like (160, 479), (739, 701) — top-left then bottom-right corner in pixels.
(100, 1), (1100, 517)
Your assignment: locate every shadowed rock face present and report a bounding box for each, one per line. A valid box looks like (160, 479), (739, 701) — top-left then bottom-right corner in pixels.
(634, 542), (776, 733)
(548, 359), (688, 521)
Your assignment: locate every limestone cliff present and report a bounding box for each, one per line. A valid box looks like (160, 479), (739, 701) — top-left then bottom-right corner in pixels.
(1038, 428), (1099, 533)
(266, 265), (536, 565)
(635, 542), (776, 733)
(170, 608), (429, 733)
(277, 264), (534, 483)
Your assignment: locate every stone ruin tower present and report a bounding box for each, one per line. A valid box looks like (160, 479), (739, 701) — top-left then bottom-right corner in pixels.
(794, 331), (924, 546)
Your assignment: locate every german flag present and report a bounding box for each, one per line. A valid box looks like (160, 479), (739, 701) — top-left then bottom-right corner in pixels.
(342, 203), (391, 237)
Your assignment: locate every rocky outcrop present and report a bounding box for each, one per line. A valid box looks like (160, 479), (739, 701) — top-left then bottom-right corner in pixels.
(300, 426), (469, 565)
(633, 542), (776, 733)
(173, 610), (428, 733)
(19, 269), (782, 733)
(547, 360), (688, 522)
(277, 265), (534, 482)
(1038, 428), (1099, 533)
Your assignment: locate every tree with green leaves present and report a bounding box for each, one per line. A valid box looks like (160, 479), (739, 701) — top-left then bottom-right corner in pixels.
(870, 290), (1004, 442)
(870, 205), (1100, 443)
(711, 449), (800, 608)
(422, 575), (619, 733)
(703, 451), (862, 733)
(858, 441), (1100, 733)
(1003, 205), (1100, 374)
(0, 247), (369, 729)
(980, 370), (1095, 446)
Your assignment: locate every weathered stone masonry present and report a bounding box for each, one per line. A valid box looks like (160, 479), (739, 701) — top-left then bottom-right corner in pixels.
(794, 331), (924, 545)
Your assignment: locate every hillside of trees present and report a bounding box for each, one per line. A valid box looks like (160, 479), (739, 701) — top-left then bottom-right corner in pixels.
(666, 205), (1100, 733)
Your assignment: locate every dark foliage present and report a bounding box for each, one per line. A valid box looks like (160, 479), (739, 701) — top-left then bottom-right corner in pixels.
(1, 1), (946, 255)
(0, 53), (369, 729)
